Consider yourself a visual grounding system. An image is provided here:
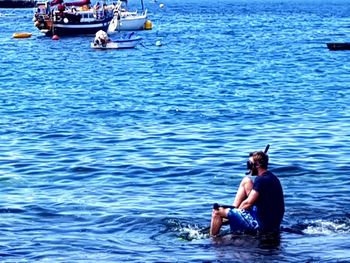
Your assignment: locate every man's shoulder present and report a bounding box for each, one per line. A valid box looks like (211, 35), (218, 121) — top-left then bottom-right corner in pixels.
(262, 171), (279, 180)
(254, 171), (279, 186)
(263, 170), (275, 176)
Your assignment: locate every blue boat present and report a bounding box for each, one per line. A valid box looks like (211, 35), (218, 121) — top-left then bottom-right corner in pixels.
(91, 31), (142, 49)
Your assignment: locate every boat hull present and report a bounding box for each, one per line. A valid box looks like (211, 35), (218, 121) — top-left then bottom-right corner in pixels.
(327, 42), (350, 51)
(108, 15), (147, 32)
(49, 20), (111, 36)
(91, 36), (142, 49)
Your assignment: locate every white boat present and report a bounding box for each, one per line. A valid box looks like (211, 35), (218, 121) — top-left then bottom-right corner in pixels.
(91, 32), (142, 49)
(107, 0), (147, 33)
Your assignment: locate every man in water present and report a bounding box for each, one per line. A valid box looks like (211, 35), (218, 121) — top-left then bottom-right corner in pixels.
(210, 149), (284, 236)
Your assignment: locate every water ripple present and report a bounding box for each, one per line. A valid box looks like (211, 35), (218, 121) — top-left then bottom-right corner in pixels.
(1, 0), (350, 262)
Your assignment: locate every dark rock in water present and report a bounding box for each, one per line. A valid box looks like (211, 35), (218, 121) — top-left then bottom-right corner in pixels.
(0, 0), (36, 8)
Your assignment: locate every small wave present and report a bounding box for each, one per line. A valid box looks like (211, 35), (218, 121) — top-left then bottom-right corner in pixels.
(165, 219), (209, 241)
(69, 166), (101, 173)
(290, 217), (350, 235)
(178, 225), (209, 241)
(271, 165), (310, 176)
(302, 218), (350, 235)
(0, 207), (25, 214)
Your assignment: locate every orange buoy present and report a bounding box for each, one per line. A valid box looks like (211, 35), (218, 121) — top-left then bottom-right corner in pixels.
(12, 32), (32, 39)
(52, 35), (60, 40)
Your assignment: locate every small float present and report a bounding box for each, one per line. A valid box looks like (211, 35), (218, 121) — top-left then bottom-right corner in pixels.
(12, 32), (32, 38)
(326, 42), (350, 51)
(91, 30), (142, 49)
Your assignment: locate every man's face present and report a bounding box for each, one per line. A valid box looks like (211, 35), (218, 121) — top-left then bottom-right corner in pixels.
(251, 164), (259, 176)
(248, 156), (259, 176)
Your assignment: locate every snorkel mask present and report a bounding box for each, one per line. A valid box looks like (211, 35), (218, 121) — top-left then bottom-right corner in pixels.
(246, 144), (270, 175)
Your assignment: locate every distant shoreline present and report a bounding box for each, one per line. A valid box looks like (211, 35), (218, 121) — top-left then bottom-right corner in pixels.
(0, 0), (36, 8)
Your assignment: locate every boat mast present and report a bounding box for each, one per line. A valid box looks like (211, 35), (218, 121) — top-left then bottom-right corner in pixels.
(140, 0), (144, 12)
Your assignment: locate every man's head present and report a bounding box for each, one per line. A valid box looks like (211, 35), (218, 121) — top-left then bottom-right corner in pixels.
(247, 151), (269, 175)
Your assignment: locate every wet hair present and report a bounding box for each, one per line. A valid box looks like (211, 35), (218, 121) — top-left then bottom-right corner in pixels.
(252, 151), (269, 169)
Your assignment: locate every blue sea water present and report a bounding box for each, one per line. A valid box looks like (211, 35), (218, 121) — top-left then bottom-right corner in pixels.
(1, 0), (350, 261)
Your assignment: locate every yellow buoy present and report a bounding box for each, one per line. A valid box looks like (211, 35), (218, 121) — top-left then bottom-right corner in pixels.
(144, 20), (153, 30)
(12, 32), (32, 39)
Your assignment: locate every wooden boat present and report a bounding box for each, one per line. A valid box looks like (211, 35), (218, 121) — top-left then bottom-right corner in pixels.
(91, 32), (142, 49)
(107, 0), (147, 33)
(326, 42), (350, 51)
(33, 0), (114, 36)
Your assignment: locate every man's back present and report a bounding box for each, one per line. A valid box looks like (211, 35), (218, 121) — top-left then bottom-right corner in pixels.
(253, 171), (285, 232)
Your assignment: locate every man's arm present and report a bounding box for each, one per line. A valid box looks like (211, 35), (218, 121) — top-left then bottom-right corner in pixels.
(238, 189), (259, 210)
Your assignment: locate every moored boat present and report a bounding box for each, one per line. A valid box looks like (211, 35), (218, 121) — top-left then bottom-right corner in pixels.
(326, 42), (350, 51)
(91, 30), (142, 49)
(33, 0), (113, 36)
(107, 0), (147, 33)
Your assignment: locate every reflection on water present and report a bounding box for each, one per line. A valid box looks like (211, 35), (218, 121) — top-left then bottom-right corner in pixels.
(211, 233), (284, 263)
(212, 232), (281, 250)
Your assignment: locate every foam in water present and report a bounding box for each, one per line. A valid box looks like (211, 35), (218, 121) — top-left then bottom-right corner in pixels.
(178, 224), (209, 241)
(166, 219), (210, 241)
(302, 218), (350, 235)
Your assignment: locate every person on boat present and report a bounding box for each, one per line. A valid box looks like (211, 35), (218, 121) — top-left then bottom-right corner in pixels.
(94, 2), (100, 10)
(93, 30), (110, 47)
(210, 148), (285, 236)
(55, 3), (66, 20)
